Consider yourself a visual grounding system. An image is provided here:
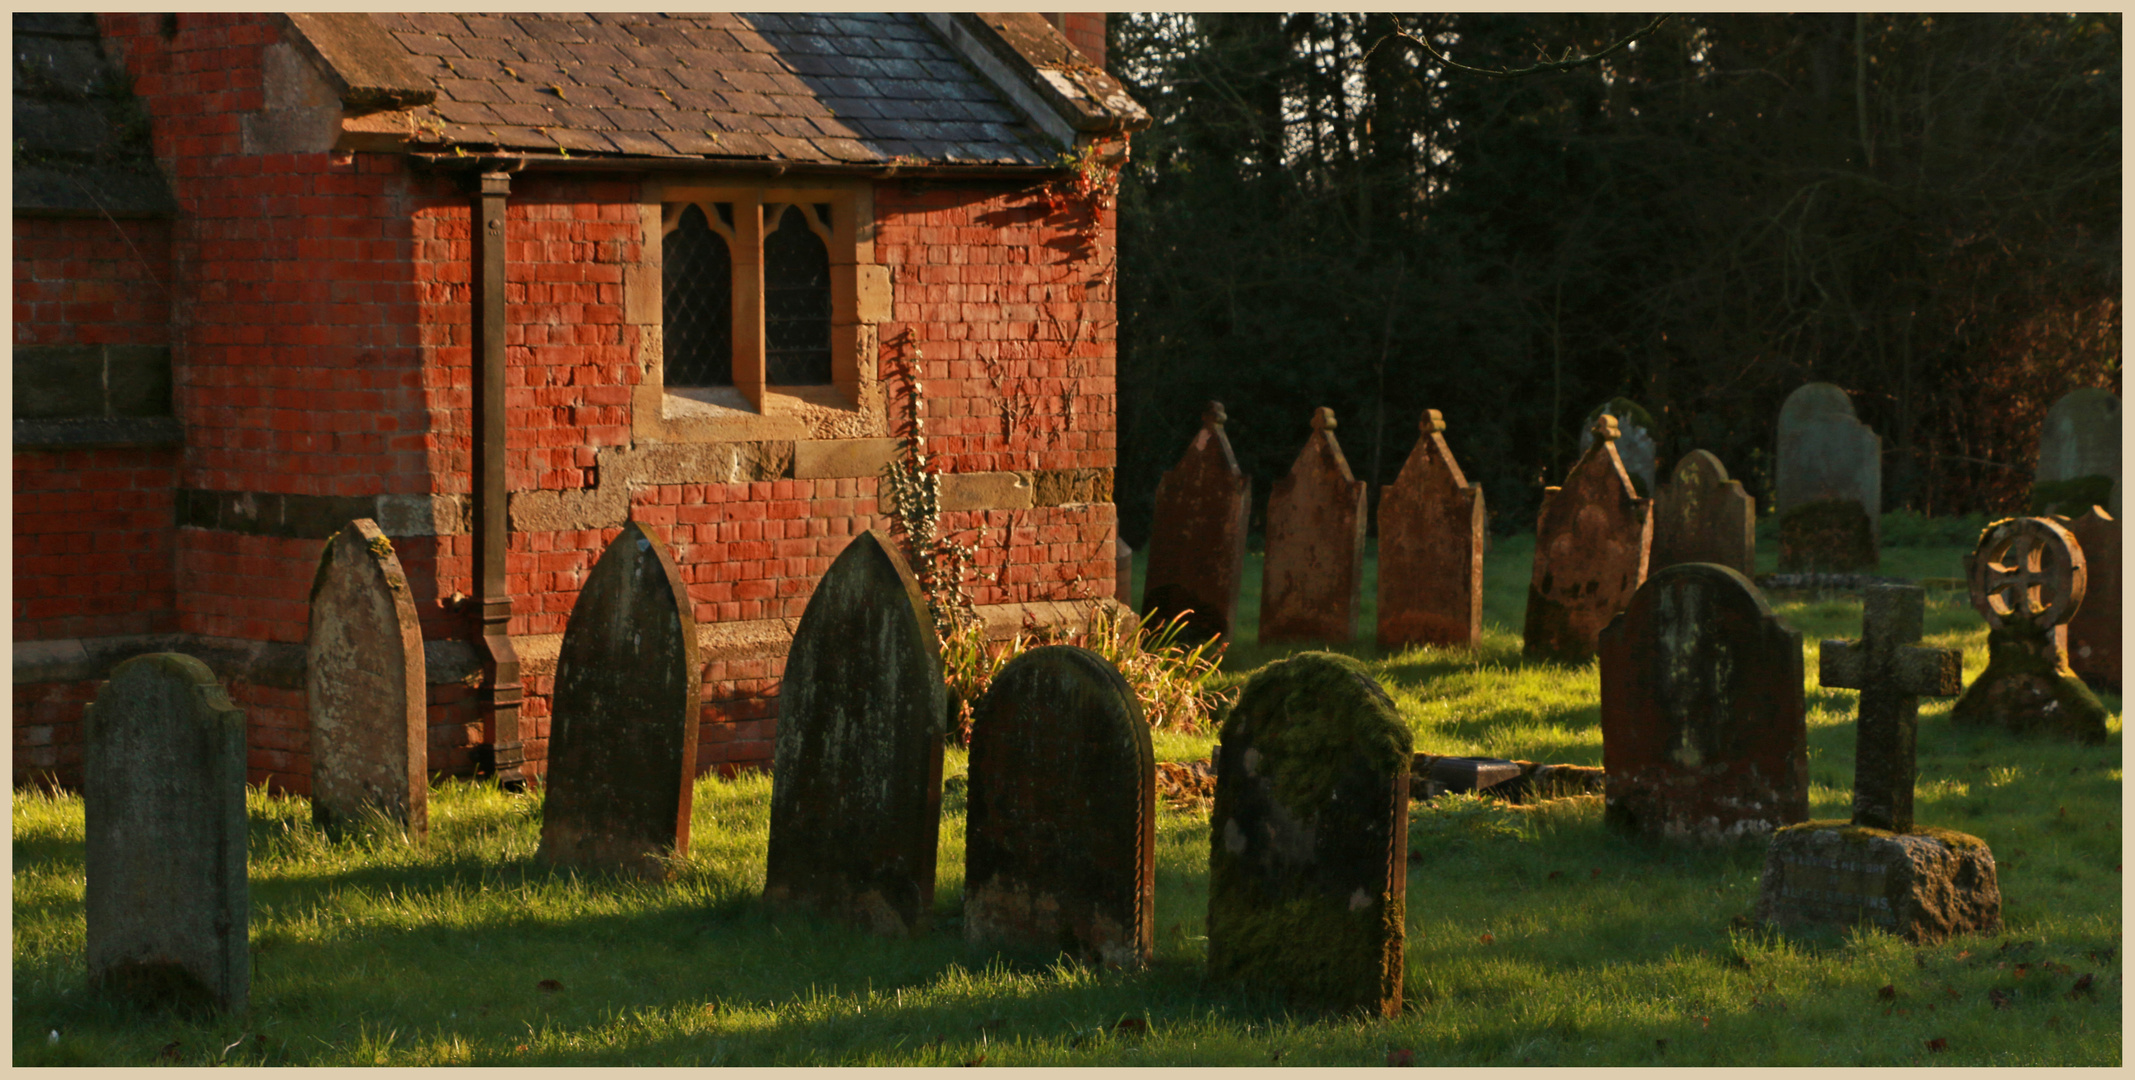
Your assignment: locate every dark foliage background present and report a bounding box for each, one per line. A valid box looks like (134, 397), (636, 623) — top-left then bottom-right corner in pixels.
(1107, 13), (2120, 545)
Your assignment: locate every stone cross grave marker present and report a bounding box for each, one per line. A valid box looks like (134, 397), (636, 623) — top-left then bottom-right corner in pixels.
(1260, 407), (1367, 644)
(1207, 651), (1411, 1017)
(84, 652), (249, 1013)
(307, 518), (427, 839)
(1755, 584), (2000, 944)
(1524, 414), (1653, 663)
(2060, 507), (2119, 689)
(1774, 383), (1881, 571)
(1951, 517), (2109, 743)
(1143, 402), (1251, 642)
(2033, 388), (2120, 515)
(766, 529), (947, 937)
(1650, 449), (1756, 577)
(537, 520), (701, 879)
(1376, 409), (1485, 650)
(965, 645), (1154, 966)
(1598, 563), (1807, 841)
(1577, 397), (1659, 495)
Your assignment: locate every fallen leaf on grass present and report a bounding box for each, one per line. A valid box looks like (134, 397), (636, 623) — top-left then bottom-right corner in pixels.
(1478, 933), (1495, 945)
(2069, 973), (2095, 998)
(1386, 1048), (1415, 1066)
(1696, 1016), (1710, 1028)
(2087, 947), (2114, 964)
(1925, 1038), (1947, 1053)
(1955, 950), (1972, 961)
(536, 979), (563, 993)
(1877, 984), (1897, 1001)
(2014, 963), (2032, 979)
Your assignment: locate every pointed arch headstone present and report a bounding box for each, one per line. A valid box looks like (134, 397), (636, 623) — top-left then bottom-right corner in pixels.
(1376, 409), (1485, 650)
(1142, 402), (1250, 642)
(1524, 414), (1653, 662)
(1775, 383), (1881, 570)
(1260, 407), (1367, 644)
(1651, 450), (1756, 577)
(537, 520), (701, 879)
(307, 518), (428, 838)
(765, 529), (947, 936)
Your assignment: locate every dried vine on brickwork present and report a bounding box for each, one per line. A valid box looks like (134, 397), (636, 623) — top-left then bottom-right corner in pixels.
(880, 332), (978, 641)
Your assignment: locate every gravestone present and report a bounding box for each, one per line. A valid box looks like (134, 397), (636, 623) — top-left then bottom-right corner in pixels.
(537, 520), (701, 879)
(1142, 402), (1251, 642)
(2032, 388), (2119, 516)
(1577, 397), (1659, 496)
(1774, 383), (1881, 571)
(2060, 508), (2119, 689)
(1524, 415), (1653, 663)
(1598, 563), (1807, 841)
(1756, 584), (1999, 944)
(1207, 651), (1411, 1017)
(965, 645), (1154, 966)
(1950, 517), (2109, 743)
(1376, 409), (1485, 650)
(1115, 537), (1133, 605)
(1260, 407), (1367, 644)
(306, 518), (427, 839)
(765, 529), (947, 936)
(84, 653), (249, 1013)
(1650, 450), (1755, 577)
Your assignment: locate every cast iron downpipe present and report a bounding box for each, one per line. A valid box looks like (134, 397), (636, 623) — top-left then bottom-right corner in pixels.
(473, 168), (525, 789)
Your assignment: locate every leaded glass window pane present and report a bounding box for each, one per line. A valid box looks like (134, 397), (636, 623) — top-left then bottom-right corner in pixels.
(764, 205), (832, 385)
(663, 203), (733, 387)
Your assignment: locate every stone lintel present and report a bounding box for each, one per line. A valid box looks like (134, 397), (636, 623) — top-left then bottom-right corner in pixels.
(15, 633), (481, 691)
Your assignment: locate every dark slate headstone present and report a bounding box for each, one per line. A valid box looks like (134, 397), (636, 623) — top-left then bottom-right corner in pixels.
(84, 653), (249, 1013)
(307, 518), (427, 838)
(1377, 409), (1485, 650)
(1524, 415), (1653, 663)
(1598, 563), (1807, 841)
(1775, 383), (1881, 571)
(537, 520), (701, 879)
(766, 529), (947, 936)
(1207, 652), (1411, 1017)
(2033, 388), (2119, 516)
(965, 645), (1154, 966)
(2061, 507), (2120, 689)
(1576, 397), (1659, 496)
(1651, 450), (1755, 577)
(1143, 402), (1251, 642)
(1951, 517), (2109, 743)
(1260, 407), (1367, 644)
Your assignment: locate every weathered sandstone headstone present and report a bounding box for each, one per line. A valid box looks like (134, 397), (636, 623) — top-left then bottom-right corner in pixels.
(2060, 507), (2119, 689)
(1598, 563), (1807, 841)
(1376, 409), (1485, 650)
(1651, 450), (1755, 577)
(1115, 536), (1133, 605)
(1143, 402), (1251, 642)
(1577, 397), (1659, 495)
(766, 529), (947, 936)
(965, 645), (1153, 966)
(2032, 388), (2119, 515)
(537, 520), (701, 879)
(1524, 414), (1653, 663)
(1951, 517), (2109, 742)
(1260, 407), (1367, 644)
(1207, 651), (1411, 1016)
(1774, 383), (1881, 571)
(1757, 584), (1998, 944)
(307, 519), (427, 839)
(84, 653), (249, 1013)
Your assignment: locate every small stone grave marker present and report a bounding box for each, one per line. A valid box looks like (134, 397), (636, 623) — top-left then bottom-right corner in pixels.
(84, 653), (249, 1013)
(307, 518), (427, 839)
(1260, 407), (1367, 644)
(2060, 507), (2119, 689)
(765, 529), (947, 936)
(2032, 388), (2119, 515)
(1756, 584), (1999, 944)
(537, 520), (701, 879)
(1651, 450), (1755, 577)
(965, 645), (1154, 966)
(1774, 383), (1881, 571)
(1376, 409), (1485, 650)
(1950, 517), (2109, 742)
(1142, 402), (1251, 642)
(1524, 414), (1653, 663)
(1577, 397), (1659, 495)
(1598, 563), (1807, 841)
(1207, 651), (1411, 1017)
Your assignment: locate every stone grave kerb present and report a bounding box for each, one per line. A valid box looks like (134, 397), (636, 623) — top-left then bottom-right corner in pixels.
(1143, 401), (1251, 642)
(1260, 406), (1367, 644)
(306, 517), (428, 840)
(1818, 584), (1963, 832)
(1375, 408), (1485, 650)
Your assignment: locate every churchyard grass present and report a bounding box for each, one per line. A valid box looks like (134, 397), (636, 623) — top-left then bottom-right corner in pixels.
(14, 516), (2117, 1066)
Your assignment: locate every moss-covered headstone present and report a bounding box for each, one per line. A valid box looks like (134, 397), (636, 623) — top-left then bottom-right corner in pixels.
(85, 653), (249, 1013)
(1143, 401), (1251, 642)
(1950, 517), (2109, 743)
(965, 645), (1154, 966)
(1206, 652), (1412, 1017)
(1260, 407), (1367, 645)
(307, 518), (427, 839)
(537, 520), (701, 879)
(765, 529), (946, 936)
(1376, 409), (1485, 650)
(1524, 414), (1653, 663)
(1774, 383), (1881, 571)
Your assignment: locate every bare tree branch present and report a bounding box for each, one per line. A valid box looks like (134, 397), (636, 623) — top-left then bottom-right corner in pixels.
(1367, 14), (1674, 79)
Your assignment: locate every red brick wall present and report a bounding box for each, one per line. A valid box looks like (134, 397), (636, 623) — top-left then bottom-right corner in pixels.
(1057, 13), (1108, 69)
(14, 216), (173, 348)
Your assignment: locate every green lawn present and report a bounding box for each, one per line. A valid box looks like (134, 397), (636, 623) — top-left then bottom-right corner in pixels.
(13, 519), (2120, 1066)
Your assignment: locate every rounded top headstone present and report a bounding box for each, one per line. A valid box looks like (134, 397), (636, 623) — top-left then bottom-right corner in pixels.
(1673, 449), (1730, 486)
(1780, 383), (1858, 424)
(2036, 388), (2120, 484)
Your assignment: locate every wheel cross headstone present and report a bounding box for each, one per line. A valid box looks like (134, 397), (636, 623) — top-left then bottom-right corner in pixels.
(1817, 585), (1963, 832)
(1951, 517), (2110, 742)
(1968, 517), (2084, 632)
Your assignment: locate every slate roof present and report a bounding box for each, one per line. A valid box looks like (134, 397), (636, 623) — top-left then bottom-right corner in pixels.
(366, 12), (1060, 166)
(12, 13), (175, 215)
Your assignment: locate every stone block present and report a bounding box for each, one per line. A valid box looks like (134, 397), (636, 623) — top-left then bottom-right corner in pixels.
(792, 436), (899, 479)
(1755, 821), (2001, 944)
